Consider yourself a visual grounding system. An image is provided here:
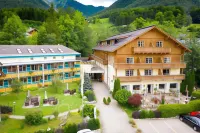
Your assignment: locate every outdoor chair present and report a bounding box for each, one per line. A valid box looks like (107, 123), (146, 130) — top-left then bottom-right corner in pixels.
(34, 102), (39, 106)
(25, 101), (29, 106)
(53, 99), (58, 105)
(43, 99), (48, 104)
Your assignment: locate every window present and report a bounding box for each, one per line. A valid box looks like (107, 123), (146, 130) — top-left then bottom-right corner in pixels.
(31, 65), (37, 71)
(146, 58), (153, 64)
(107, 40), (110, 45)
(133, 85), (140, 90)
(159, 84), (165, 89)
(7, 66), (16, 73)
(49, 48), (55, 53)
(156, 41), (163, 47)
(44, 57), (47, 60)
(62, 56), (64, 59)
(164, 57), (170, 63)
(28, 49), (33, 53)
(30, 58), (34, 60)
(126, 70), (134, 76)
(145, 69), (152, 76)
(45, 75), (48, 80)
(0, 80), (3, 86)
(17, 49), (22, 54)
(138, 41), (144, 47)
(58, 48), (63, 53)
(44, 64), (48, 70)
(126, 57), (134, 64)
(122, 85), (130, 91)
(163, 69), (170, 75)
(53, 57), (56, 59)
(20, 78), (27, 83)
(170, 83), (177, 88)
(19, 65), (26, 72)
(41, 49), (46, 53)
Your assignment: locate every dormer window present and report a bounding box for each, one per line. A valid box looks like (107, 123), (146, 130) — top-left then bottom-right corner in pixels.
(28, 49), (33, 53)
(156, 41), (163, 47)
(138, 41), (144, 47)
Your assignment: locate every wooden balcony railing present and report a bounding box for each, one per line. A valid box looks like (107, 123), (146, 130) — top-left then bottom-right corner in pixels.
(133, 47), (171, 54)
(117, 75), (185, 82)
(115, 63), (186, 69)
(91, 54), (108, 65)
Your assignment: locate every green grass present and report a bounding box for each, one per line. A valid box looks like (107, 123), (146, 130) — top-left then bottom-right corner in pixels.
(190, 24), (200, 28)
(120, 105), (140, 118)
(0, 112), (83, 133)
(0, 81), (82, 115)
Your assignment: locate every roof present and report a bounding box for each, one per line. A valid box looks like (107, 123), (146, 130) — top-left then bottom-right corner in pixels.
(93, 25), (191, 52)
(0, 45), (80, 56)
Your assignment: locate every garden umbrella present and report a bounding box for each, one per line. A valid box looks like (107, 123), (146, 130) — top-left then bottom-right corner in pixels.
(27, 90), (30, 98)
(45, 91), (47, 99)
(66, 83), (68, 90)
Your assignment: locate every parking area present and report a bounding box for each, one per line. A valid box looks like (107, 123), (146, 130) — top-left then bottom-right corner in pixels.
(135, 118), (197, 133)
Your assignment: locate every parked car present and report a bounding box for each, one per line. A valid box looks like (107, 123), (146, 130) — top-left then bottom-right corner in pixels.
(190, 111), (200, 116)
(195, 114), (200, 119)
(179, 115), (200, 131)
(77, 129), (94, 133)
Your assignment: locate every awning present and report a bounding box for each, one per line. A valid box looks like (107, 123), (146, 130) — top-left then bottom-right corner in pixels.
(89, 66), (104, 74)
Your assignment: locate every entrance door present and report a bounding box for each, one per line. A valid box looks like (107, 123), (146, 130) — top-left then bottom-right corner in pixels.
(147, 84), (151, 93)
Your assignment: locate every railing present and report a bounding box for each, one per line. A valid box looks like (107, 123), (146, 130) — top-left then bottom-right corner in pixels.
(91, 54), (108, 65)
(117, 75), (185, 82)
(133, 47), (171, 54)
(114, 63), (186, 69)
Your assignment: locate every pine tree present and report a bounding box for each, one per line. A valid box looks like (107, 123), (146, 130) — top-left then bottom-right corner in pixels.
(112, 79), (121, 99)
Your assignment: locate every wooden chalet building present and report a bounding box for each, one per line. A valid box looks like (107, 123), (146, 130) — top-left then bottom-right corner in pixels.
(92, 26), (191, 94)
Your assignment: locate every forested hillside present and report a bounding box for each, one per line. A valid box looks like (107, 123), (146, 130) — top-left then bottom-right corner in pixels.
(107, 0), (200, 10)
(0, 0), (49, 9)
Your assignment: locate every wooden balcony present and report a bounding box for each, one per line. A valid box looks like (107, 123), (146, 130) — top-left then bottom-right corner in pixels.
(133, 47), (171, 54)
(117, 75), (185, 82)
(91, 54), (108, 65)
(115, 63), (186, 69)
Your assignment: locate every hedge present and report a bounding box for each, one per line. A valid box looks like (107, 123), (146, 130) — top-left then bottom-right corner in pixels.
(192, 91), (200, 99)
(0, 105), (13, 114)
(88, 118), (100, 130)
(158, 100), (200, 118)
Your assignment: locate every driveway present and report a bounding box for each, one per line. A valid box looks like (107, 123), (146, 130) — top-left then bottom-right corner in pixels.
(93, 82), (135, 133)
(135, 118), (197, 133)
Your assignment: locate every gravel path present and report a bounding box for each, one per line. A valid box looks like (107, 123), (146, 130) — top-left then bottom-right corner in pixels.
(93, 82), (135, 133)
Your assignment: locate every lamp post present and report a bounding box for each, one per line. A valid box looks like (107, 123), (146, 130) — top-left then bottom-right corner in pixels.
(13, 102), (16, 114)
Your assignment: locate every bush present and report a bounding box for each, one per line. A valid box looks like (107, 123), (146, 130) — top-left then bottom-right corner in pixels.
(112, 79), (121, 98)
(103, 97), (107, 105)
(2, 114), (9, 121)
(84, 90), (93, 97)
(88, 118), (100, 130)
(148, 110), (155, 118)
(87, 93), (95, 102)
(107, 97), (111, 104)
(115, 89), (131, 105)
(139, 110), (148, 119)
(25, 111), (44, 125)
(192, 91), (200, 99)
(53, 111), (59, 119)
(128, 94), (142, 107)
(64, 123), (78, 133)
(153, 110), (161, 118)
(136, 128), (142, 133)
(158, 100), (200, 118)
(82, 105), (95, 118)
(132, 111), (140, 119)
(0, 105), (13, 114)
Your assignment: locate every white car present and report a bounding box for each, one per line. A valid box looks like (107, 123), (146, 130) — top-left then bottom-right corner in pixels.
(77, 129), (94, 133)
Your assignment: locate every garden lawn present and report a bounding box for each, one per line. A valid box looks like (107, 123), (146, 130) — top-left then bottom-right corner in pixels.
(0, 113), (83, 133)
(0, 81), (82, 115)
(121, 105), (140, 118)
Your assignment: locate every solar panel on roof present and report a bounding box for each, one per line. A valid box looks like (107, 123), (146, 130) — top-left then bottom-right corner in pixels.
(17, 49), (22, 54)
(28, 48), (33, 53)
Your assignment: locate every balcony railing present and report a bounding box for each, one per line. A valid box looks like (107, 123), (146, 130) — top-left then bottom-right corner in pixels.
(91, 54), (108, 65)
(133, 47), (171, 54)
(115, 63), (186, 69)
(117, 75), (185, 82)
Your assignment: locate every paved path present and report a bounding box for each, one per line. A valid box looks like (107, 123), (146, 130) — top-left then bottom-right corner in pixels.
(93, 82), (135, 133)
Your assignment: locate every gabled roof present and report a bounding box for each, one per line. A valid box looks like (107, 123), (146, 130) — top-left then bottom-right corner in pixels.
(93, 25), (191, 52)
(0, 45), (80, 56)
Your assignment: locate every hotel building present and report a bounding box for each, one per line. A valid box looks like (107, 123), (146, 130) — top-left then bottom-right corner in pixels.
(0, 45), (81, 92)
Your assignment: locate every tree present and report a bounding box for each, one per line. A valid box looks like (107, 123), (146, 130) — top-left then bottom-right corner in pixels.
(132, 17), (146, 29)
(3, 14), (26, 44)
(11, 79), (23, 94)
(115, 89), (131, 105)
(51, 75), (65, 94)
(27, 33), (38, 45)
(37, 25), (47, 45)
(128, 94), (142, 107)
(112, 79), (121, 98)
(155, 12), (164, 24)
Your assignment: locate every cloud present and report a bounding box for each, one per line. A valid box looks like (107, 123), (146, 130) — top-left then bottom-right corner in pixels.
(75, 0), (117, 7)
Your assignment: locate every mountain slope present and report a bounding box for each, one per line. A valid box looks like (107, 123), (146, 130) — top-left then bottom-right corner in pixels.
(53, 0), (105, 16)
(108, 0), (200, 10)
(0, 0), (49, 9)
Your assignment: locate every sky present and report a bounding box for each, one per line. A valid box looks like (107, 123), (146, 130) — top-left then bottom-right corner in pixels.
(75, 0), (117, 7)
